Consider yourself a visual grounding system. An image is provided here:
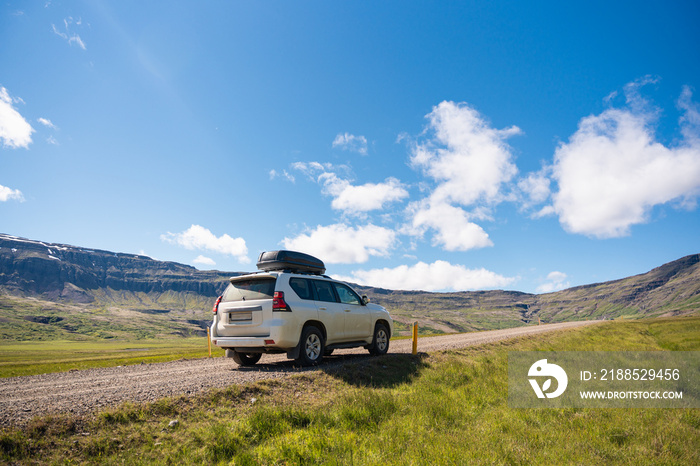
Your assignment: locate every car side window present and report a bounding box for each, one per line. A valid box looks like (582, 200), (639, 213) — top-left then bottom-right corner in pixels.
(289, 278), (313, 300)
(312, 280), (338, 303)
(334, 283), (361, 305)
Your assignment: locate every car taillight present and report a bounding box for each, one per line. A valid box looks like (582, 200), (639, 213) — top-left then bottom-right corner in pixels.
(212, 296), (222, 314)
(272, 291), (290, 311)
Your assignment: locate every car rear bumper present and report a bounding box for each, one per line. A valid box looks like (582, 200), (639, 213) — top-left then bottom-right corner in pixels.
(212, 336), (270, 347)
(211, 328), (299, 350)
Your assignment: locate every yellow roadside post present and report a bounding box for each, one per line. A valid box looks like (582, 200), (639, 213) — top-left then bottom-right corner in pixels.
(207, 327), (212, 357)
(538, 317), (541, 325)
(412, 322), (418, 355)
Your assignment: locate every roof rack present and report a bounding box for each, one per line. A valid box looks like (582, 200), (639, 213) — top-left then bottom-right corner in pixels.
(256, 250), (326, 275)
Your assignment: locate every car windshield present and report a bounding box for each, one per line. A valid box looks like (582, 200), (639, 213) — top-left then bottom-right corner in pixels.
(222, 277), (276, 302)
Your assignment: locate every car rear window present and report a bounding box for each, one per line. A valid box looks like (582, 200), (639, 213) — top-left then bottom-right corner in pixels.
(222, 277), (276, 302)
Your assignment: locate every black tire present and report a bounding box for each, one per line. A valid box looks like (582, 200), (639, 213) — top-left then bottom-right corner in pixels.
(296, 326), (324, 366)
(231, 351), (262, 366)
(368, 323), (390, 356)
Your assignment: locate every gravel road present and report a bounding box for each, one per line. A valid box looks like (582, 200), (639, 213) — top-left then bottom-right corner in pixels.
(0, 320), (599, 427)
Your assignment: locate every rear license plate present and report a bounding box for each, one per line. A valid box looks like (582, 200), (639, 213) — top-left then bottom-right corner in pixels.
(228, 312), (253, 322)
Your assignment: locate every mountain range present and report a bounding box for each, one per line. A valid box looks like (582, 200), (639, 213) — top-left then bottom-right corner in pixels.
(0, 233), (698, 340)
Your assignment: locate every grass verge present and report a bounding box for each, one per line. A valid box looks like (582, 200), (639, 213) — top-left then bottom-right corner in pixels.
(0, 338), (225, 378)
(1, 316), (698, 464)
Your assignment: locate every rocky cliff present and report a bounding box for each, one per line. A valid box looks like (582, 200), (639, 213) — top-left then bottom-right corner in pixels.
(0, 234), (236, 303)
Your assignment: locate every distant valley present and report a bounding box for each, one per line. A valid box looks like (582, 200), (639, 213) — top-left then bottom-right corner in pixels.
(1, 233), (698, 340)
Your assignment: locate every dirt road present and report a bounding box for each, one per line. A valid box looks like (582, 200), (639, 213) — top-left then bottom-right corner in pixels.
(0, 321), (599, 427)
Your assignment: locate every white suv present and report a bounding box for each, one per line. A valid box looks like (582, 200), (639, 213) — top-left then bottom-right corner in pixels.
(210, 250), (393, 366)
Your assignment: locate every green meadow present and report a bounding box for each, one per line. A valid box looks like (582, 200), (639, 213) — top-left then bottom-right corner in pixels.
(0, 338), (224, 378)
(1, 316), (698, 465)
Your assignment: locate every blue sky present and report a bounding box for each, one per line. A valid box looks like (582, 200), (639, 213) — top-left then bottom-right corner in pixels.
(1, 1), (699, 293)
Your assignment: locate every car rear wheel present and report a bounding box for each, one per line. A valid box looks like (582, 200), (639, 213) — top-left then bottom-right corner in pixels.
(296, 326), (324, 366)
(231, 350), (262, 366)
(368, 323), (389, 356)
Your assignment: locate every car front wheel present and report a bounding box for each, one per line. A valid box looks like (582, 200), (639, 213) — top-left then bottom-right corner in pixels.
(368, 323), (389, 356)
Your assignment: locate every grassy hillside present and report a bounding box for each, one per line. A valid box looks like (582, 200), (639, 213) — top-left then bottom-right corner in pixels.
(358, 254), (700, 332)
(0, 293), (214, 342)
(531, 254), (700, 320)
(2, 234), (698, 340)
(1, 316), (698, 465)
(358, 288), (535, 334)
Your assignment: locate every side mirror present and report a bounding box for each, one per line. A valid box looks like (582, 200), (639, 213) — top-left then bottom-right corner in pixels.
(362, 295), (370, 305)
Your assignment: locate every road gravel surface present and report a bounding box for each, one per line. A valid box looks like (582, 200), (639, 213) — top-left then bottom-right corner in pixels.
(0, 320), (599, 427)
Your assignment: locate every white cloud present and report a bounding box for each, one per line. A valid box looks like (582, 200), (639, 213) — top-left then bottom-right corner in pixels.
(517, 168), (551, 211)
(193, 255), (216, 266)
(407, 200), (492, 251)
(536, 271), (570, 294)
(291, 161), (349, 180)
(0, 184), (24, 202)
(52, 18), (86, 50)
(161, 224), (249, 263)
(0, 87), (34, 149)
(404, 101), (520, 251)
(38, 117), (59, 145)
(332, 132), (368, 155)
(291, 162), (407, 215)
(550, 82), (700, 238)
(410, 101), (520, 206)
(269, 169), (295, 183)
(318, 173), (409, 214)
(37, 118), (56, 129)
(137, 250), (156, 260)
(283, 223), (396, 264)
(679, 85), (700, 144)
(334, 260), (515, 292)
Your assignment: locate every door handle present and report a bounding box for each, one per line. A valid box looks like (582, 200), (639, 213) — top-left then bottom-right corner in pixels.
(319, 307), (327, 311)
(344, 309), (351, 312)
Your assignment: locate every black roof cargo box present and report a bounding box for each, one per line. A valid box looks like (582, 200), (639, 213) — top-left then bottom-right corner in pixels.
(256, 250), (326, 275)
